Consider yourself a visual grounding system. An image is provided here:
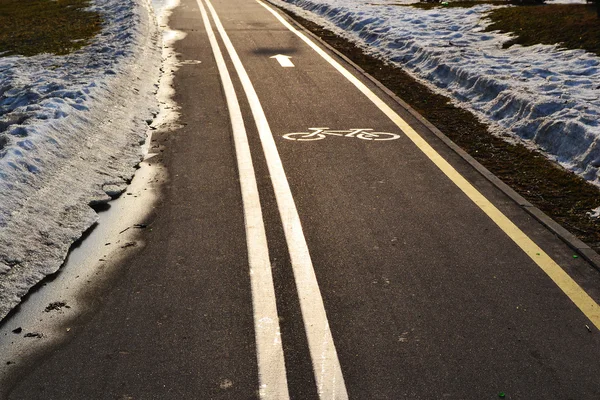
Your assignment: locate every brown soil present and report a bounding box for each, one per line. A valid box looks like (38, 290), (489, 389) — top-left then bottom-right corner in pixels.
(278, 10), (600, 252)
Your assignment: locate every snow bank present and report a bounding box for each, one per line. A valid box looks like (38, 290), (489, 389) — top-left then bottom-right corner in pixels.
(0, 0), (162, 320)
(271, 0), (600, 185)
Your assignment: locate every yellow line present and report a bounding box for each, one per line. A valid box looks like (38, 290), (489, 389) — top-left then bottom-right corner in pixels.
(258, 0), (600, 330)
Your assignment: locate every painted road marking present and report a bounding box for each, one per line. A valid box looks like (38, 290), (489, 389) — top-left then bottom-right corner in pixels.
(258, 0), (600, 329)
(283, 127), (401, 141)
(270, 54), (295, 67)
(196, 1), (290, 398)
(204, 0), (349, 398)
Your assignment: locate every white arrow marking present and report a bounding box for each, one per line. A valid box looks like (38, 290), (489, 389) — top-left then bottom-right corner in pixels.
(270, 54), (295, 68)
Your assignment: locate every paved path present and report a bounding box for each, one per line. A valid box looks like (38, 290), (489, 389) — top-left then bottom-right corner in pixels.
(4, 0), (600, 398)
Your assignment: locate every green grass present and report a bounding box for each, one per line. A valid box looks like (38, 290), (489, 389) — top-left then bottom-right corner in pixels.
(486, 4), (600, 56)
(0, 0), (102, 57)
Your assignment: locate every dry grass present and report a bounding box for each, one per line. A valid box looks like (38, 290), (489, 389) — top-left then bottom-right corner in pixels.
(486, 4), (600, 56)
(0, 0), (102, 57)
(408, 1), (509, 10)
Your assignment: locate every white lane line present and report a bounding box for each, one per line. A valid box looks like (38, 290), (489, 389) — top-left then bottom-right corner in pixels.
(196, 1), (290, 398)
(204, 0), (349, 399)
(257, 0), (600, 329)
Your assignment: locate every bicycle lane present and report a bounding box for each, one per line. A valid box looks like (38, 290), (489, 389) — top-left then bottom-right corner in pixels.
(207, 0), (600, 398)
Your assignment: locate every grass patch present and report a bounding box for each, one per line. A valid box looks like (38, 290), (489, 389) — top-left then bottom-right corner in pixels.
(0, 0), (102, 57)
(274, 9), (600, 252)
(486, 4), (600, 56)
(407, 1), (509, 10)
(402, 2), (600, 57)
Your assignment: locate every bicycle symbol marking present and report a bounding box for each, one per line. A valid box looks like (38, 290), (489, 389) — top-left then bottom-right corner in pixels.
(282, 128), (401, 142)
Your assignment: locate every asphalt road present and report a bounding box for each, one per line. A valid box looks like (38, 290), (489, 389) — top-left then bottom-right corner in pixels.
(3, 0), (600, 398)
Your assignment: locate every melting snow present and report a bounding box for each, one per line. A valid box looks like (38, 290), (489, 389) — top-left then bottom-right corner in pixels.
(0, 0), (162, 320)
(271, 0), (600, 185)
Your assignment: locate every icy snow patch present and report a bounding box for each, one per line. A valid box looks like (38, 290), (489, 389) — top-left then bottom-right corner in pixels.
(148, 0), (186, 136)
(0, 0), (162, 320)
(271, 0), (600, 185)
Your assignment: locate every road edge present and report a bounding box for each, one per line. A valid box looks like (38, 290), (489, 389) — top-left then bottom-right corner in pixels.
(265, 1), (600, 272)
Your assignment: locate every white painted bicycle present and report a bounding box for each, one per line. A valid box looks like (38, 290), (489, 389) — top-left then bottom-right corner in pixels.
(282, 127), (401, 141)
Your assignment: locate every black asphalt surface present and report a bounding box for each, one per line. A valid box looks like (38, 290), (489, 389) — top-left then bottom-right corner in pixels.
(4, 0), (600, 398)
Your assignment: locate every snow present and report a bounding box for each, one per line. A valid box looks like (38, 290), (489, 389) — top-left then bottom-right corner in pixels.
(270, 0), (600, 185)
(0, 0), (162, 320)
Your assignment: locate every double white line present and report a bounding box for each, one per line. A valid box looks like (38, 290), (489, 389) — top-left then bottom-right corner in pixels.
(196, 0), (348, 399)
(198, 0), (600, 396)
